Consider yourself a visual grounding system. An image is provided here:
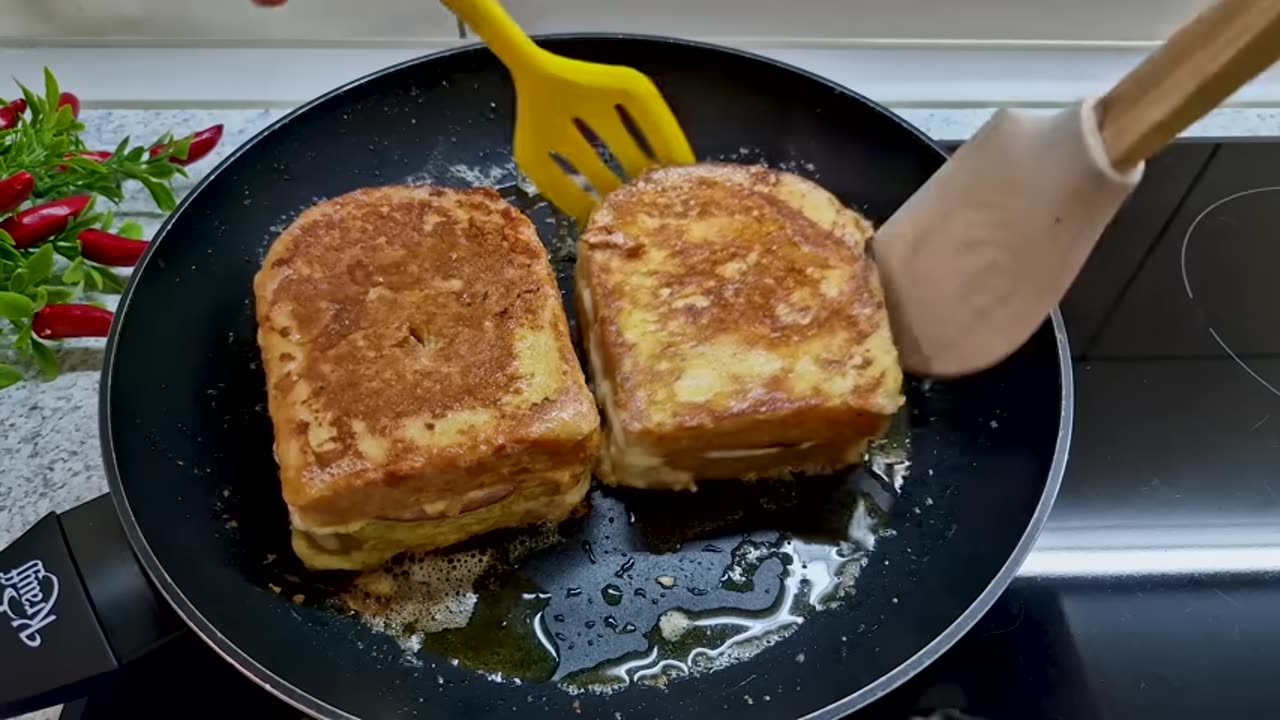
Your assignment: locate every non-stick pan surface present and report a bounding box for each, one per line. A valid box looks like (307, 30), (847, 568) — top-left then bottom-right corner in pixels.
(102, 36), (1068, 719)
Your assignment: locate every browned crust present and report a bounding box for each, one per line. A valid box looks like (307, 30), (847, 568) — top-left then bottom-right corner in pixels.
(254, 185), (599, 529)
(577, 163), (902, 488)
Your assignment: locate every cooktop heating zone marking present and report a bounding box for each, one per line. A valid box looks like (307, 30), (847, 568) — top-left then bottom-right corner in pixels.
(1179, 185), (1280, 399)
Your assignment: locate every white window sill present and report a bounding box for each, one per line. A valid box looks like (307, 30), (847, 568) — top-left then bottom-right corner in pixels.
(4, 41), (1280, 108)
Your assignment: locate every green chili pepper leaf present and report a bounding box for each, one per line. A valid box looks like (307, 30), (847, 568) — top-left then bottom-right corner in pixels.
(52, 242), (79, 262)
(8, 269), (29, 294)
(145, 162), (179, 180)
(43, 286), (74, 304)
(0, 229), (14, 247)
(90, 184), (123, 204)
(170, 137), (193, 162)
(116, 221), (145, 240)
(0, 290), (34, 321)
(85, 265), (103, 291)
(0, 242), (22, 265)
(17, 83), (41, 122)
(31, 339), (58, 380)
(0, 364), (22, 389)
(91, 265), (127, 294)
(53, 104), (74, 131)
(42, 67), (59, 118)
(62, 156), (107, 174)
(11, 322), (32, 351)
(25, 244), (54, 285)
(62, 257), (84, 284)
(138, 176), (177, 212)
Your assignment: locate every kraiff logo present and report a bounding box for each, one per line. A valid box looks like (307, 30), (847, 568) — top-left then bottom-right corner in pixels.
(1, 560), (59, 648)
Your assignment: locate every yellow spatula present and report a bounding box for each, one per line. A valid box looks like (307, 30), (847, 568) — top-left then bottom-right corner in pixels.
(442, 0), (695, 221)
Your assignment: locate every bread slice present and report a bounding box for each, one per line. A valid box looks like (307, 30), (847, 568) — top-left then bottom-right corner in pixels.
(576, 163), (903, 490)
(254, 185), (599, 570)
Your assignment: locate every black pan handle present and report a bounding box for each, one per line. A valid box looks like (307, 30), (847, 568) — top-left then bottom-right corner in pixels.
(0, 494), (184, 717)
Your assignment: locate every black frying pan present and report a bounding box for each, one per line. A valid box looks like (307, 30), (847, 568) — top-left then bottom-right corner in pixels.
(6, 36), (1068, 719)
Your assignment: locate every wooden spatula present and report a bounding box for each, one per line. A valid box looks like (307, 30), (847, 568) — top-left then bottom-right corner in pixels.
(442, 0), (695, 222)
(874, 0), (1280, 378)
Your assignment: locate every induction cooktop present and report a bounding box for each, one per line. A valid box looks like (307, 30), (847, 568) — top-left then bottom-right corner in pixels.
(54, 138), (1280, 720)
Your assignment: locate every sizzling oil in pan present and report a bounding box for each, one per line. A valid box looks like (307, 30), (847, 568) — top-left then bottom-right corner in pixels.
(341, 431), (910, 695)
(317, 161), (918, 694)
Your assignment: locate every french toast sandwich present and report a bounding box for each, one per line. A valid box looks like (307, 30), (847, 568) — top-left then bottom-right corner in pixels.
(575, 163), (903, 490)
(254, 185), (599, 570)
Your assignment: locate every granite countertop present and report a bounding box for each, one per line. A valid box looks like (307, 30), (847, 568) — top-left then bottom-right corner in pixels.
(0, 109), (286, 552)
(4, 103), (1280, 551)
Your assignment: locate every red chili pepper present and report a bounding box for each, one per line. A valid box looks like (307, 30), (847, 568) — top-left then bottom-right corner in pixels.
(9, 98), (26, 115)
(0, 195), (91, 249)
(56, 150), (112, 171)
(151, 124), (223, 166)
(32, 304), (113, 339)
(0, 171), (35, 215)
(78, 228), (148, 267)
(57, 92), (80, 119)
(0, 105), (15, 130)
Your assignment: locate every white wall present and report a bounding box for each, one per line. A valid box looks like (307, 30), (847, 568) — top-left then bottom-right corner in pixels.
(0, 0), (1211, 46)
(0, 0), (460, 44)
(500, 0), (1210, 44)
(5, 0), (1267, 107)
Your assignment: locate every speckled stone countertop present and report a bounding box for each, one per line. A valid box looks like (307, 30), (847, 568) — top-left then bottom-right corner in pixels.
(3, 104), (1280, 548)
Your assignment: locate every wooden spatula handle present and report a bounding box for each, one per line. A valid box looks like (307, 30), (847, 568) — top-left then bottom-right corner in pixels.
(1098, 0), (1280, 171)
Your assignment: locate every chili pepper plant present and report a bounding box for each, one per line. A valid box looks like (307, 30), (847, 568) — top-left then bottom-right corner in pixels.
(0, 68), (222, 388)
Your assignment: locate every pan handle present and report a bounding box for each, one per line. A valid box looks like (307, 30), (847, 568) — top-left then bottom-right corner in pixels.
(0, 494), (184, 716)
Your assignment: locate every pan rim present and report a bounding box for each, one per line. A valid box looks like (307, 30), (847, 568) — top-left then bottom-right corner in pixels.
(100, 32), (1070, 720)
(804, 309), (1071, 719)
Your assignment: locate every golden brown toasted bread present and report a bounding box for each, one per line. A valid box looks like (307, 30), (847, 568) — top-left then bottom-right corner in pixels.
(576, 163), (903, 490)
(254, 185), (599, 569)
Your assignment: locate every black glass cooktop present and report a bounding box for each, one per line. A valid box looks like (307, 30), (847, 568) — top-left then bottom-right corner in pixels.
(61, 139), (1280, 720)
